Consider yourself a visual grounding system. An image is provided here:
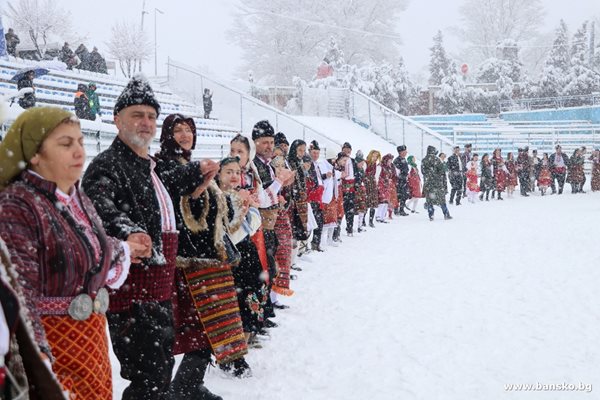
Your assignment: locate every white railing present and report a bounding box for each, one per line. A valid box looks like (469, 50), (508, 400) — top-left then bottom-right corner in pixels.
(166, 58), (343, 154)
(348, 89), (454, 158)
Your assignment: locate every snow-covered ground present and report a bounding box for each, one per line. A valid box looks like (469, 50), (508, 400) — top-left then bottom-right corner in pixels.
(113, 189), (600, 399)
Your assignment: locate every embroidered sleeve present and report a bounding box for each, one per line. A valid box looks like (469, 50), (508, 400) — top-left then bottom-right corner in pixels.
(105, 240), (131, 289)
(0, 196), (49, 356)
(258, 179), (282, 208)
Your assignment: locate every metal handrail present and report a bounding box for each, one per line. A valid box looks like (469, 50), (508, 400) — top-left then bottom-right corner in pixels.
(166, 58), (343, 147)
(349, 89), (453, 145)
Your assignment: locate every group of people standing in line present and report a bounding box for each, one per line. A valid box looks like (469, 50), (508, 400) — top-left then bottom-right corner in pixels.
(1, 73), (598, 400)
(444, 143), (598, 205)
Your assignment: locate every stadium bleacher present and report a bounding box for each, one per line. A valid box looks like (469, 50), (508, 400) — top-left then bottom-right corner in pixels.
(0, 58), (241, 161)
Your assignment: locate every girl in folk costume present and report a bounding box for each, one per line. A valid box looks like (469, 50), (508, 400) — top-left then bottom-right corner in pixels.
(364, 150), (381, 227)
(0, 108), (138, 400)
(354, 151), (368, 232)
(465, 154), (480, 203)
(589, 149), (600, 191)
(229, 134), (294, 318)
(376, 154), (395, 223)
(154, 114), (247, 394)
(505, 152), (518, 198)
(479, 153), (494, 201)
(567, 148), (585, 193)
(537, 153), (553, 195)
(491, 149), (506, 200)
(216, 157), (268, 348)
(406, 155), (423, 213)
(319, 156), (341, 247)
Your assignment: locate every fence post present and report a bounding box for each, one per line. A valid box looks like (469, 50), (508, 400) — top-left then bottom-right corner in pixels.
(421, 130), (424, 159)
(275, 114), (279, 131)
(402, 119), (405, 144)
(384, 111), (388, 140)
(368, 100), (372, 128)
(303, 126), (306, 141)
(240, 95), (243, 132)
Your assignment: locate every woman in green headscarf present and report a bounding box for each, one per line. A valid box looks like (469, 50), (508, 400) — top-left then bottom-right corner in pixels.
(0, 107), (143, 399)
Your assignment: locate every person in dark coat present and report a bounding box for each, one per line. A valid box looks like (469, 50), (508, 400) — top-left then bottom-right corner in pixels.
(421, 145), (452, 221)
(393, 145), (410, 215)
(459, 144), (472, 196)
(566, 147), (585, 194)
(74, 83), (93, 120)
(516, 147), (531, 196)
(16, 70), (35, 109)
(5, 28), (19, 57)
(549, 144), (570, 195)
(203, 88), (213, 119)
(82, 77), (208, 400)
(59, 42), (77, 69)
(88, 47), (108, 73)
(154, 113), (232, 398)
(446, 146), (463, 205)
(75, 44), (91, 71)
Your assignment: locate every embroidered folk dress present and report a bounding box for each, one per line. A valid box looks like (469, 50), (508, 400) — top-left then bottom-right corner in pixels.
(0, 171), (129, 399)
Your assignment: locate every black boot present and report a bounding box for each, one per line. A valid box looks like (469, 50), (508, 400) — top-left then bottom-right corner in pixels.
(171, 350), (223, 400)
(497, 193), (503, 200)
(485, 190), (489, 201)
(491, 190), (496, 199)
(369, 209), (376, 228)
(449, 189), (455, 205)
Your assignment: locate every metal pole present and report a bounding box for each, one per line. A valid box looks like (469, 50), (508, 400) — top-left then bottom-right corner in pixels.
(154, 8), (164, 76)
(240, 95), (243, 131)
(368, 100), (372, 128)
(140, 0), (147, 72)
(421, 130), (424, 159)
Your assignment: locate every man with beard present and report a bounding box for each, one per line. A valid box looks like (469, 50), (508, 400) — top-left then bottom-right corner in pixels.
(82, 76), (217, 399)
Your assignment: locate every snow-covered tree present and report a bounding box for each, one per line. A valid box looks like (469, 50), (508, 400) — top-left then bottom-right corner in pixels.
(429, 31), (453, 86)
(323, 36), (345, 69)
(453, 0), (545, 67)
(434, 63), (466, 114)
(229, 0), (408, 84)
(4, 0), (79, 58)
(563, 21), (600, 97)
(537, 20), (570, 98)
(476, 40), (522, 86)
(106, 21), (152, 78)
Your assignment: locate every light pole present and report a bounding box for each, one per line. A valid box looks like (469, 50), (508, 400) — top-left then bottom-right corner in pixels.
(140, 0), (148, 72)
(154, 8), (164, 76)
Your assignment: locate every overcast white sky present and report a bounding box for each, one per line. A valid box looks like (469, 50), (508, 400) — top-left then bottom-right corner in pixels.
(4, 0), (599, 80)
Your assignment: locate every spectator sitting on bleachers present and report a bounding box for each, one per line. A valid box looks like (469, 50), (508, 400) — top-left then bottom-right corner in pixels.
(88, 47), (108, 74)
(75, 44), (91, 71)
(60, 42), (78, 69)
(74, 83), (93, 120)
(16, 70), (35, 109)
(86, 82), (101, 119)
(5, 28), (19, 57)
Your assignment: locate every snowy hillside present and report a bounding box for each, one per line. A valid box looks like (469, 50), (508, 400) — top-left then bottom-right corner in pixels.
(294, 116), (398, 158)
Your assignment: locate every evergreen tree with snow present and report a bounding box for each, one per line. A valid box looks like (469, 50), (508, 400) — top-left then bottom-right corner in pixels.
(564, 21), (600, 98)
(324, 36), (346, 70)
(434, 62), (466, 114)
(537, 20), (570, 98)
(391, 57), (413, 114)
(429, 31), (453, 86)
